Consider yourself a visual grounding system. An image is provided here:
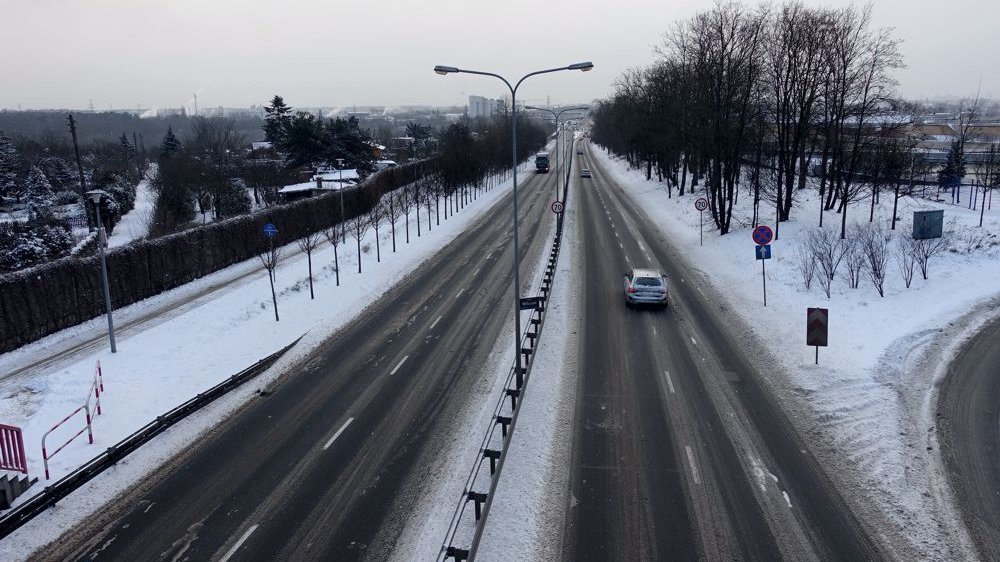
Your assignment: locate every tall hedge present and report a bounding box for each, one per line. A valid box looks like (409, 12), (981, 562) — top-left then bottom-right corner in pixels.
(0, 160), (434, 353)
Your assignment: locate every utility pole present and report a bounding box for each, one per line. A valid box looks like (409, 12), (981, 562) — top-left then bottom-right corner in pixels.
(68, 114), (93, 230)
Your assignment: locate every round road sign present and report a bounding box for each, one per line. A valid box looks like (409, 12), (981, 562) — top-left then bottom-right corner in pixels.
(694, 197), (709, 211)
(551, 200), (564, 214)
(752, 225), (773, 245)
(263, 223), (278, 238)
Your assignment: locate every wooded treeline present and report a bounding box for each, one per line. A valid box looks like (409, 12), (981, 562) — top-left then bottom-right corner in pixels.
(591, 1), (912, 238)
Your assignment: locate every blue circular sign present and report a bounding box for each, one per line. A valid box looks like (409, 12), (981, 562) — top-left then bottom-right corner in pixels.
(752, 225), (773, 245)
(263, 223), (278, 238)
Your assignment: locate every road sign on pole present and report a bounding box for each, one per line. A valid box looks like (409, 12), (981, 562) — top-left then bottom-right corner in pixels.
(695, 197), (708, 246)
(519, 296), (544, 311)
(755, 244), (772, 306)
(807, 307), (829, 364)
(755, 244), (771, 260)
(551, 200), (564, 214)
(752, 225), (773, 246)
(263, 223), (278, 238)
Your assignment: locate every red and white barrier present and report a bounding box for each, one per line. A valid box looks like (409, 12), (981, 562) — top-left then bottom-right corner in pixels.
(0, 424), (28, 474)
(40, 360), (107, 480)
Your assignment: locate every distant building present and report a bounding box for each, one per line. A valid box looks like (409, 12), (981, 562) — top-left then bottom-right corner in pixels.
(468, 95), (500, 119)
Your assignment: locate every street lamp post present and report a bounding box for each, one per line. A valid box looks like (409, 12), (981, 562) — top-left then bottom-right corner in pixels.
(524, 105), (588, 203)
(432, 61), (592, 385)
(336, 157), (346, 243)
(87, 190), (117, 353)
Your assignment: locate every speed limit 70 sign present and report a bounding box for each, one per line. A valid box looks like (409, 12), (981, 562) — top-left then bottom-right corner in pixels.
(551, 200), (564, 214)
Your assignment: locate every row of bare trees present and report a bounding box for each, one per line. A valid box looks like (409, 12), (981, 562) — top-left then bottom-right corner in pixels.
(590, 1), (908, 238)
(795, 223), (949, 298)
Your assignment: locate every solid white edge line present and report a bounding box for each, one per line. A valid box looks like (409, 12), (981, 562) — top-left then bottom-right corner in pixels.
(323, 417), (355, 450)
(219, 524), (259, 562)
(664, 370), (675, 394)
(430, 316), (442, 330)
(685, 445), (701, 485)
(390, 355), (409, 375)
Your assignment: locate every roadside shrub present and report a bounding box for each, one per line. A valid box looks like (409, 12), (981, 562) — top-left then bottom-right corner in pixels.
(0, 217), (74, 273)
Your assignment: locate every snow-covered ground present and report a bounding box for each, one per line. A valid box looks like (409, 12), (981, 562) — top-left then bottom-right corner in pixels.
(105, 176), (153, 248)
(0, 167), (528, 559)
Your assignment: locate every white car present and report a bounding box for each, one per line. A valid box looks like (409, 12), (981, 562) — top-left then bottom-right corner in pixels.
(623, 268), (669, 308)
(580, 168), (592, 178)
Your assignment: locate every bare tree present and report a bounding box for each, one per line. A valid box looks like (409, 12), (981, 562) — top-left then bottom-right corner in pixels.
(400, 184), (414, 243)
(860, 222), (891, 296)
(296, 230), (321, 299)
(385, 190), (403, 252)
(912, 236), (948, 280)
(975, 141), (1000, 227)
(808, 226), (848, 282)
(258, 242), (282, 321)
(842, 227), (865, 289)
(793, 239), (817, 290)
(370, 197), (385, 263)
(895, 236), (917, 288)
(349, 208), (371, 273)
(322, 226), (341, 286)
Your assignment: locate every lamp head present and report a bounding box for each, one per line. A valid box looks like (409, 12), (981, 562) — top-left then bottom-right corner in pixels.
(568, 61), (594, 72)
(434, 65), (459, 75)
(86, 190), (105, 203)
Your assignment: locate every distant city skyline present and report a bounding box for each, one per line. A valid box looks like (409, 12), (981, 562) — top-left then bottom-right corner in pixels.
(3, 0), (998, 111)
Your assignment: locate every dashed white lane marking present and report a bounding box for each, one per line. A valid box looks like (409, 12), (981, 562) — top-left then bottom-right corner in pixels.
(472, 267), (481, 277)
(664, 371), (675, 394)
(685, 445), (701, 485)
(782, 491), (792, 508)
(430, 316), (442, 330)
(219, 524), (259, 562)
(652, 325), (657, 335)
(390, 355), (409, 375)
(323, 418), (355, 450)
(455, 288), (465, 299)
(690, 337), (697, 346)
(618, 242), (624, 249)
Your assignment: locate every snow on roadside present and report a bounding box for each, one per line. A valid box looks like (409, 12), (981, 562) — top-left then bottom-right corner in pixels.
(590, 146), (998, 560)
(0, 168), (526, 560)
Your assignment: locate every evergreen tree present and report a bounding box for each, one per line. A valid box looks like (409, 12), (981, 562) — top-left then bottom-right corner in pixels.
(937, 139), (966, 193)
(119, 132), (136, 166)
(263, 95), (293, 147)
(160, 127), (182, 158)
(23, 165), (54, 219)
(0, 132), (19, 201)
(215, 178), (252, 217)
(40, 157), (76, 191)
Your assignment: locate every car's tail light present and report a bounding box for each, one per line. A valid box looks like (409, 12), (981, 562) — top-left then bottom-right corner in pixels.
(627, 287), (636, 293)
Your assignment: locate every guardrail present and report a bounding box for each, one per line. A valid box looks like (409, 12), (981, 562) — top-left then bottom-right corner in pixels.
(41, 361), (105, 480)
(0, 425), (27, 475)
(439, 197), (567, 561)
(0, 338), (299, 539)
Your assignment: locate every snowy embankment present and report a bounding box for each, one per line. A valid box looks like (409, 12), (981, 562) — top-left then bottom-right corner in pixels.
(0, 167), (524, 559)
(590, 147), (999, 560)
(106, 175), (154, 248)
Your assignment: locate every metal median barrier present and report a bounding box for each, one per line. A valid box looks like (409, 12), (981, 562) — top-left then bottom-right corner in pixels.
(0, 337), (301, 540)
(440, 202), (567, 561)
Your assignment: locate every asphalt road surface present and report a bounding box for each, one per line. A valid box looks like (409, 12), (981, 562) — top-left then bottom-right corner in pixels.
(560, 144), (882, 561)
(938, 314), (1000, 561)
(38, 169), (560, 561)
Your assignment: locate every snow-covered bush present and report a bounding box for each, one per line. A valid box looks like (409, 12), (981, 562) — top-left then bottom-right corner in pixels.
(0, 217), (74, 273)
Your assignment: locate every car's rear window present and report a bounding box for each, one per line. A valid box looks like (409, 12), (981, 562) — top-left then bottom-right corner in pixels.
(635, 277), (662, 287)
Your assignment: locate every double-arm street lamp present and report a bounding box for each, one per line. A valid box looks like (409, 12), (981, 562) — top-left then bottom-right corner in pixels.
(87, 190), (117, 353)
(524, 105), (588, 203)
(432, 61), (592, 385)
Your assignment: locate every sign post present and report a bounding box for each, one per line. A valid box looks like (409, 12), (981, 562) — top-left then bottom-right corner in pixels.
(806, 307), (829, 364)
(551, 200), (564, 214)
(752, 225), (773, 306)
(695, 197), (708, 246)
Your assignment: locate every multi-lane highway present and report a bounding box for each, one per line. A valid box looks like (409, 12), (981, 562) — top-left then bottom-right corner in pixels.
(35, 141), (893, 562)
(560, 144), (881, 561)
(37, 169), (560, 561)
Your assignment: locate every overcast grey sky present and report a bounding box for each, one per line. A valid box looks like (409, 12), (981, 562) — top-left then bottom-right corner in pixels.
(3, 0), (997, 111)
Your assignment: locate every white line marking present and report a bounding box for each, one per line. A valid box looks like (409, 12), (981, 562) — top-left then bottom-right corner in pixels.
(685, 445), (701, 485)
(455, 288), (465, 299)
(390, 355), (409, 375)
(219, 524), (259, 562)
(690, 337), (697, 345)
(618, 242), (623, 249)
(652, 325), (657, 335)
(323, 418), (354, 450)
(472, 267), (481, 277)
(430, 316), (442, 330)
(664, 371), (675, 394)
